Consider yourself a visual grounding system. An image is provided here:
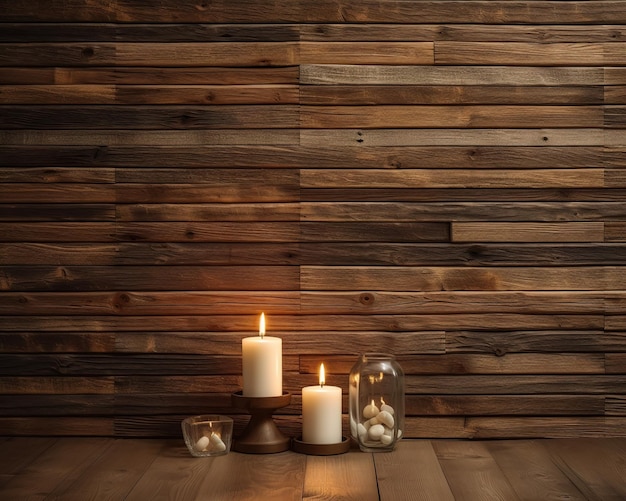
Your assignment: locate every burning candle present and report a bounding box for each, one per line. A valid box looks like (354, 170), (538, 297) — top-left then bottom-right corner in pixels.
(242, 313), (282, 397)
(302, 363), (342, 444)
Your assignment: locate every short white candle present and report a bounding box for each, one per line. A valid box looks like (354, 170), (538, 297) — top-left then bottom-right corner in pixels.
(242, 313), (282, 397)
(302, 363), (343, 444)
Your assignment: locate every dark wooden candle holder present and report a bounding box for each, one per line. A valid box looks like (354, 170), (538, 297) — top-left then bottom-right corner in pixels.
(231, 391), (292, 453)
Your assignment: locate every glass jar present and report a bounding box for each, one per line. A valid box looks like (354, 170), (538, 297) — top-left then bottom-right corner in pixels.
(349, 353), (405, 452)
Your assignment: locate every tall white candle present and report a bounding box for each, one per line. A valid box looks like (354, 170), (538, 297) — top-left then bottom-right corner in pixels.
(242, 313), (282, 397)
(302, 363), (343, 444)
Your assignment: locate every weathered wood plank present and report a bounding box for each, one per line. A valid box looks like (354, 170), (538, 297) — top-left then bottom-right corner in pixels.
(451, 222), (605, 243)
(0, 145), (607, 168)
(0, 333), (115, 353)
(300, 24), (626, 43)
(446, 330), (626, 354)
(463, 417), (626, 439)
(0, 85), (116, 104)
(0, 167), (113, 183)
(115, 223), (301, 241)
(406, 395), (605, 416)
(116, 330), (445, 356)
(302, 128), (607, 146)
(0, 377), (114, 394)
(0, 23), (301, 43)
(436, 42), (605, 66)
(301, 169), (604, 188)
(0, 105), (299, 129)
(0, 205), (114, 222)
(0, 354), (245, 376)
(302, 202), (625, 221)
(299, 291), (611, 315)
(404, 376), (626, 395)
(116, 203), (300, 222)
(116, 167), (299, 186)
(0, 291), (301, 315)
(0, 129), (300, 146)
(301, 85), (604, 105)
(1, 265), (299, 291)
(301, 222), (450, 242)
(303, 188), (626, 202)
(301, 105), (604, 128)
(301, 65), (605, 85)
(301, 265), (625, 291)
(604, 221), (626, 242)
(0, 417), (113, 436)
(1, 1), (623, 24)
(0, 67), (300, 85)
(0, 223), (116, 242)
(0, 313), (603, 332)
(0, 42), (298, 67)
(300, 353), (606, 375)
(0, 184), (115, 203)
(301, 41), (433, 64)
(606, 353), (626, 373)
(5, 241), (623, 267)
(298, 242), (626, 266)
(0, 395), (116, 416)
(0, 84), (300, 105)
(607, 396), (626, 415)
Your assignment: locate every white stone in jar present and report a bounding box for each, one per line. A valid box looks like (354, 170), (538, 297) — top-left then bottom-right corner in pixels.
(357, 422), (368, 439)
(377, 410), (394, 429)
(368, 423), (385, 441)
(381, 403), (395, 415)
(380, 433), (393, 445)
(362, 401), (380, 419)
(350, 417), (358, 437)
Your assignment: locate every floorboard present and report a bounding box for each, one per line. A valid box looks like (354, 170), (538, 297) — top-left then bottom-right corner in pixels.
(0, 438), (623, 500)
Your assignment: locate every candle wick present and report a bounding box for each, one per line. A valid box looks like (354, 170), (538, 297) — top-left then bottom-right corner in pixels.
(321, 381), (324, 388)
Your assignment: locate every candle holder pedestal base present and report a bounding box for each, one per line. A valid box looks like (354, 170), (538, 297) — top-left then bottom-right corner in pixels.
(231, 391), (291, 454)
(292, 436), (351, 455)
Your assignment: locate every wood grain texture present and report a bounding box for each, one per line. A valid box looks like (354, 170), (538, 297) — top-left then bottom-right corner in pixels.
(0, 0), (625, 439)
(0, 438), (623, 500)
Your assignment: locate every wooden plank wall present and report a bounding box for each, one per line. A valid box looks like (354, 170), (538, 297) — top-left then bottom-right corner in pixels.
(0, 0), (625, 439)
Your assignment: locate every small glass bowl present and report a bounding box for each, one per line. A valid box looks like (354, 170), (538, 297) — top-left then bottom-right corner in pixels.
(181, 415), (233, 457)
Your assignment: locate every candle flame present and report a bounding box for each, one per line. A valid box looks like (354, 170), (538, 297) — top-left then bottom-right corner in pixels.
(319, 363), (325, 387)
(259, 312), (265, 339)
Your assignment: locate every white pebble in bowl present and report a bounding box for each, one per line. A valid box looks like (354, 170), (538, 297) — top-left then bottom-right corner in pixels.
(209, 432), (226, 452)
(194, 435), (210, 452)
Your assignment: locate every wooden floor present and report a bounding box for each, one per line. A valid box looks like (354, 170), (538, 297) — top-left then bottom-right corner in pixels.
(0, 437), (624, 500)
